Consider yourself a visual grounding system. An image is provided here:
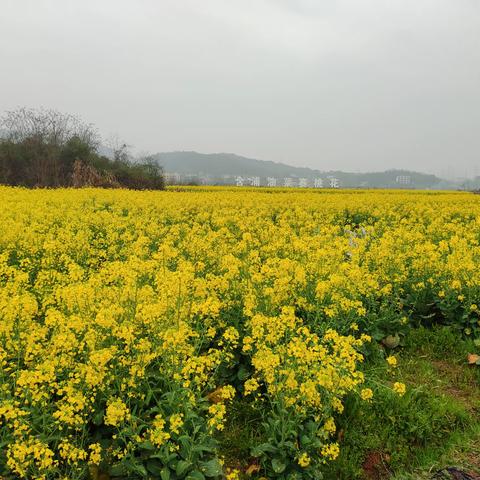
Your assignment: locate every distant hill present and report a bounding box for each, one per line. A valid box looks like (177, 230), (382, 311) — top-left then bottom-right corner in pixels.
(152, 151), (453, 189)
(152, 151), (321, 178)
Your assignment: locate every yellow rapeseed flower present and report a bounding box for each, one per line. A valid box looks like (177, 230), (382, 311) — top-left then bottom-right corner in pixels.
(393, 382), (406, 396)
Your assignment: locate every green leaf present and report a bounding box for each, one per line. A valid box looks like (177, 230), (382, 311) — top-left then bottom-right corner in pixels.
(191, 444), (215, 454)
(109, 463), (128, 476)
(147, 459), (165, 476)
(237, 364), (250, 381)
(131, 463), (148, 477)
(186, 471), (206, 480)
(372, 331), (384, 341)
(93, 409), (104, 426)
(151, 451), (178, 463)
(161, 467), (171, 480)
(272, 458), (286, 474)
(300, 435), (311, 446)
(200, 458), (223, 477)
(178, 436), (193, 459)
(176, 460), (192, 477)
(251, 442), (277, 456)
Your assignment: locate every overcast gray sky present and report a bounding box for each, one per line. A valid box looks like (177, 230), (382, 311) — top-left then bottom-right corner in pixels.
(1, 1), (479, 177)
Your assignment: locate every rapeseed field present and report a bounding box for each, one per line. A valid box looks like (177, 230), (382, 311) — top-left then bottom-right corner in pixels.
(1, 187), (479, 479)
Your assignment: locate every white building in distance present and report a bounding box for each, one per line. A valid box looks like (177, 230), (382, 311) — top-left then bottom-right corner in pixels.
(395, 175), (411, 185)
(249, 176), (260, 187)
(266, 177), (277, 187)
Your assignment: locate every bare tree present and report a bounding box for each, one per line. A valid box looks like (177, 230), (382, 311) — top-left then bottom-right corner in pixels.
(1, 107), (100, 150)
(105, 134), (131, 163)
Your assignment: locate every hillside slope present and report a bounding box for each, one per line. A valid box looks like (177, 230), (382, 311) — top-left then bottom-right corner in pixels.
(152, 151), (450, 189)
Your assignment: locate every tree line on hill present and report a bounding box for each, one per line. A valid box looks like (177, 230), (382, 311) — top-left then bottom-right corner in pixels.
(0, 108), (165, 189)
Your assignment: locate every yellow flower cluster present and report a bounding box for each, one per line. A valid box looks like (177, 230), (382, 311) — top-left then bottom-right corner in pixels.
(298, 452), (311, 467)
(105, 398), (130, 427)
(149, 414), (171, 446)
(393, 382), (407, 396)
(246, 306), (365, 411)
(361, 388), (374, 401)
(0, 186), (479, 477)
(386, 355), (398, 368)
(6, 439), (56, 477)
